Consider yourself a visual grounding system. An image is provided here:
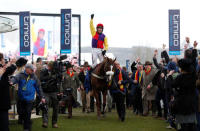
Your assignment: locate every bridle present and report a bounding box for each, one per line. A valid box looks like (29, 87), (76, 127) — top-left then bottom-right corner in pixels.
(92, 58), (115, 82)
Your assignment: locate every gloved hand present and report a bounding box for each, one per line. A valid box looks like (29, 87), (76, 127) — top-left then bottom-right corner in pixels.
(91, 14), (94, 19)
(102, 50), (106, 56)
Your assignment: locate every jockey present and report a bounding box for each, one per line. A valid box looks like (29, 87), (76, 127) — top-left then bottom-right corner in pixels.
(90, 14), (108, 68)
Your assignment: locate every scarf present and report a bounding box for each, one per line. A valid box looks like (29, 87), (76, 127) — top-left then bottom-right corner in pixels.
(145, 66), (151, 75)
(67, 70), (74, 77)
(118, 69), (124, 91)
(135, 70), (143, 84)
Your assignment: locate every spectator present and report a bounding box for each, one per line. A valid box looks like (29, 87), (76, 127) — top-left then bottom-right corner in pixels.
(11, 64), (45, 131)
(142, 61), (158, 116)
(0, 53), (16, 131)
(131, 62), (143, 115)
(62, 63), (81, 118)
(110, 61), (129, 122)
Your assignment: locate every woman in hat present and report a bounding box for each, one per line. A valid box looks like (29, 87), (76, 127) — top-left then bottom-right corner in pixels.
(62, 63), (81, 118)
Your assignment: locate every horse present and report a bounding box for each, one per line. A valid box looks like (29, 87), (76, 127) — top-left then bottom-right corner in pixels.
(91, 57), (116, 119)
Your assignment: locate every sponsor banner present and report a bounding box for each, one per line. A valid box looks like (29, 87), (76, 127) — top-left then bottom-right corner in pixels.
(19, 11), (31, 56)
(61, 9), (71, 54)
(169, 10), (180, 55)
(126, 59), (130, 72)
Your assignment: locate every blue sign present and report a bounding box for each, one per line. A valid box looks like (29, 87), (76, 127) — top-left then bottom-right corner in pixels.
(19, 11), (31, 56)
(126, 59), (130, 72)
(61, 9), (71, 54)
(169, 10), (180, 55)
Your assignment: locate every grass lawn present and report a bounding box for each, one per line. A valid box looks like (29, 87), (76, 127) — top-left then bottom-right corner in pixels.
(9, 108), (174, 131)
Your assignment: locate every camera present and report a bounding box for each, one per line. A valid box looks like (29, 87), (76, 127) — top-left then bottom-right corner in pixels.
(40, 55), (68, 93)
(0, 58), (10, 68)
(37, 101), (48, 114)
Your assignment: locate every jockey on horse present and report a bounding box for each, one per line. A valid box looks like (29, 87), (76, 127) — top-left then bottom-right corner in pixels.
(90, 14), (108, 67)
(87, 14), (116, 119)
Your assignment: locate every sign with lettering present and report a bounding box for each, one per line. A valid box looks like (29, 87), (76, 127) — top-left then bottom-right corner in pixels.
(169, 10), (180, 55)
(19, 11), (31, 56)
(60, 9), (71, 54)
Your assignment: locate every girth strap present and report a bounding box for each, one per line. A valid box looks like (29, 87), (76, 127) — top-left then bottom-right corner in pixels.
(91, 73), (105, 80)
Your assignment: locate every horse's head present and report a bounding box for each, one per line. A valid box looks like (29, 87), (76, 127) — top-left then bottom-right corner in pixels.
(103, 57), (116, 82)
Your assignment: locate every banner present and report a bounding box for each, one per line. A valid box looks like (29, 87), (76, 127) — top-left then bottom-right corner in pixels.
(169, 10), (180, 55)
(60, 9), (71, 54)
(19, 11), (31, 56)
(126, 59), (130, 72)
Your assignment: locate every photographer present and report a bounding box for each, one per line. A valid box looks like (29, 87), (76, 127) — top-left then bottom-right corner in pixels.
(10, 64), (44, 131)
(40, 61), (61, 128)
(0, 53), (17, 131)
(62, 63), (81, 119)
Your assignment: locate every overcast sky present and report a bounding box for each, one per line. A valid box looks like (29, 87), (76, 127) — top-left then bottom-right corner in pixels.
(1, 0), (200, 48)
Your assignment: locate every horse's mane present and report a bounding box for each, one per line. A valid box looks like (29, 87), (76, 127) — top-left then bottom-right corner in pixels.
(94, 57), (110, 76)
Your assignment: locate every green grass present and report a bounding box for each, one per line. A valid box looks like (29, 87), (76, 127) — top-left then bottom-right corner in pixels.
(10, 108), (173, 131)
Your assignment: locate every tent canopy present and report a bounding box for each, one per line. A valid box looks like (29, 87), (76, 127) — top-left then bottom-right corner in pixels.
(0, 16), (18, 33)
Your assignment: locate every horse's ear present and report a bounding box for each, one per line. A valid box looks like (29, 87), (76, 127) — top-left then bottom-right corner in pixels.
(102, 57), (108, 64)
(112, 58), (117, 64)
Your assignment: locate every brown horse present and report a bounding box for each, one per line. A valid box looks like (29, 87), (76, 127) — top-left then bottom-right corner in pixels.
(91, 57), (116, 119)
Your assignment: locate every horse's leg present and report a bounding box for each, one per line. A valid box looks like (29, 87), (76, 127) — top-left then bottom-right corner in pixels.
(102, 90), (107, 116)
(94, 90), (101, 119)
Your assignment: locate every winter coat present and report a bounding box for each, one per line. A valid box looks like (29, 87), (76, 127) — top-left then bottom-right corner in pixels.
(62, 72), (81, 99)
(11, 71), (43, 101)
(170, 48), (198, 115)
(83, 70), (92, 94)
(130, 70), (143, 102)
(0, 65), (16, 110)
(142, 67), (158, 100)
(40, 68), (60, 93)
(171, 71), (197, 115)
(110, 69), (129, 95)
